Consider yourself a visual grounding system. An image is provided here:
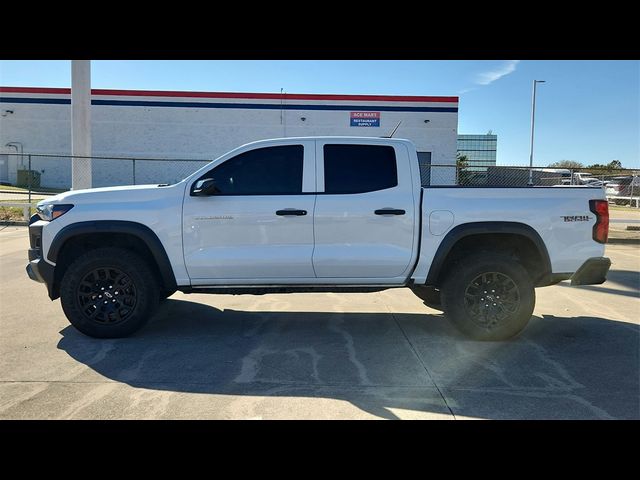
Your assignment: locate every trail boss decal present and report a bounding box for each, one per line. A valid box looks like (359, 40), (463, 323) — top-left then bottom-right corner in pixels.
(562, 215), (591, 222)
(195, 216), (234, 220)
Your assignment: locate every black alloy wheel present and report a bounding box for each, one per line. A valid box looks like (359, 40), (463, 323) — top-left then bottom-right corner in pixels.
(463, 271), (520, 329)
(77, 267), (138, 325)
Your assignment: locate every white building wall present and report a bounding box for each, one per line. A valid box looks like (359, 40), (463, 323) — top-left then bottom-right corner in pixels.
(0, 88), (459, 188)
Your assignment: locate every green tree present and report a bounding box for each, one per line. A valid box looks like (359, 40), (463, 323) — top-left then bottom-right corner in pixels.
(457, 153), (472, 185)
(548, 160), (584, 169)
(608, 160), (623, 169)
(586, 160), (624, 173)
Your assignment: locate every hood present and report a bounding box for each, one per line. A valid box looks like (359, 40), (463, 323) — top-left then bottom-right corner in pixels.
(37, 184), (179, 207)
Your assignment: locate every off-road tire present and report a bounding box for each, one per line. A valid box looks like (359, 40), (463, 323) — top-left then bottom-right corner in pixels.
(59, 247), (160, 338)
(441, 253), (535, 341)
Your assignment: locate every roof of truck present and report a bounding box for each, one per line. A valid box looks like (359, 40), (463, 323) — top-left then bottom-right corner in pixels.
(245, 136), (415, 143)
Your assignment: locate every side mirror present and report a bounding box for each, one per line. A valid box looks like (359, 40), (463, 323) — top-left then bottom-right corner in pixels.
(191, 178), (218, 196)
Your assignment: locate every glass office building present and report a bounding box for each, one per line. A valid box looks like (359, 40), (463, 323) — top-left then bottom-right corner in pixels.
(457, 134), (497, 170)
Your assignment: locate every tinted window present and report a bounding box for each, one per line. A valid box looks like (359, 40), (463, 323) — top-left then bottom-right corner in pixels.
(202, 145), (303, 195)
(324, 144), (398, 194)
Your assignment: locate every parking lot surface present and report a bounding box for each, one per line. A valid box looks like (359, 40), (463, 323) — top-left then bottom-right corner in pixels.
(1, 226), (638, 419)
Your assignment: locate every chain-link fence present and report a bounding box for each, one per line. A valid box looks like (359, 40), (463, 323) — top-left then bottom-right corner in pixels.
(0, 153), (210, 219)
(6, 153), (210, 190)
(1, 154), (638, 221)
(420, 163), (639, 207)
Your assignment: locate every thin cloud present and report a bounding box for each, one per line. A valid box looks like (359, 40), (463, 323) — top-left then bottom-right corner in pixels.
(475, 60), (520, 85)
(458, 87), (477, 94)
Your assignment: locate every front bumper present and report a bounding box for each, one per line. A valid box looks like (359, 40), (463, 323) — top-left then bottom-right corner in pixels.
(26, 220), (56, 298)
(26, 258), (47, 283)
(570, 257), (611, 286)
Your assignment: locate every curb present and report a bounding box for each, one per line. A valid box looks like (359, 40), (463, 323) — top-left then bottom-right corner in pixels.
(0, 221), (28, 227)
(607, 238), (640, 245)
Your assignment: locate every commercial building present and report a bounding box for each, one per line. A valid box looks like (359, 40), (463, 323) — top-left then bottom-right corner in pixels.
(0, 86), (459, 189)
(457, 133), (497, 169)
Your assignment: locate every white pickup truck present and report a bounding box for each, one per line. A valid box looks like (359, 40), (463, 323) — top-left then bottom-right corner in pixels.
(26, 137), (611, 340)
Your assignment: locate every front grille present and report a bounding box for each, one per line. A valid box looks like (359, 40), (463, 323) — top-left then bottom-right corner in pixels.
(29, 232), (41, 249)
(28, 224), (43, 260)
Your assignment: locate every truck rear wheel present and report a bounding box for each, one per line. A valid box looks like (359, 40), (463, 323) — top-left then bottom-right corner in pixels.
(59, 247), (160, 338)
(441, 253), (535, 341)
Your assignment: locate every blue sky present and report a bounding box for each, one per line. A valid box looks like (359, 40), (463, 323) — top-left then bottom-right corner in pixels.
(1, 60), (638, 167)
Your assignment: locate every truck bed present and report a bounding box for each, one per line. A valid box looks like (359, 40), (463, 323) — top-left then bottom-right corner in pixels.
(411, 186), (607, 283)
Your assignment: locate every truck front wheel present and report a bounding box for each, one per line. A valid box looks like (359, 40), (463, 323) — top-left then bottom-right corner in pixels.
(441, 254), (535, 341)
(59, 247), (160, 338)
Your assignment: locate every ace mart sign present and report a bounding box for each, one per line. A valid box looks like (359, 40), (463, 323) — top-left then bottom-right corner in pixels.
(350, 111), (380, 127)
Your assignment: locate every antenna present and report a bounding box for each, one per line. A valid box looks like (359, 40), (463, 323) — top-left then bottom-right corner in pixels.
(382, 121), (402, 138)
(280, 87), (287, 137)
(280, 88), (284, 125)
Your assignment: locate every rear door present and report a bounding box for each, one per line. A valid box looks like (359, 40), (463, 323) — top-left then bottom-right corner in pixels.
(312, 140), (417, 280)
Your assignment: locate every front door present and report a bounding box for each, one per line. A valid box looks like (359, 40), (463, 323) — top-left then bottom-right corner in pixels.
(183, 141), (316, 283)
(312, 141), (416, 280)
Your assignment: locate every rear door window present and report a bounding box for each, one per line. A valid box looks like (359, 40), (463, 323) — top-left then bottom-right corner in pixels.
(323, 144), (398, 194)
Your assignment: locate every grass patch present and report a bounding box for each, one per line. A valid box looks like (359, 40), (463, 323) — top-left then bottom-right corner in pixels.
(0, 206), (29, 221)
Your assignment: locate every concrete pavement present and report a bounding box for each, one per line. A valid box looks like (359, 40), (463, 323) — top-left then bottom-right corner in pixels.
(610, 207), (640, 225)
(609, 208), (640, 243)
(1, 226), (638, 419)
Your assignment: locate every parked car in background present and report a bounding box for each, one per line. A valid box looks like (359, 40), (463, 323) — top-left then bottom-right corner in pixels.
(585, 180), (608, 188)
(572, 172), (595, 185)
(606, 176), (640, 204)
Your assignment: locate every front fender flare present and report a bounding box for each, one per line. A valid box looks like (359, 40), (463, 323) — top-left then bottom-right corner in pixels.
(48, 220), (177, 293)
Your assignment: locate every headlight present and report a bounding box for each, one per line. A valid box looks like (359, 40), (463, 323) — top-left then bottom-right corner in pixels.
(36, 204), (74, 221)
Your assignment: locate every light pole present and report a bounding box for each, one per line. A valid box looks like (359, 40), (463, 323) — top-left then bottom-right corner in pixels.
(71, 60), (92, 190)
(528, 79), (546, 186)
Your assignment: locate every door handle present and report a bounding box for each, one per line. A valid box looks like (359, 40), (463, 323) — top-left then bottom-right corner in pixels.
(276, 209), (307, 216)
(375, 208), (406, 215)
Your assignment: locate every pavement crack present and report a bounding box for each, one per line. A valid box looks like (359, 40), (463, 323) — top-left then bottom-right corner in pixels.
(327, 315), (373, 386)
(387, 307), (457, 419)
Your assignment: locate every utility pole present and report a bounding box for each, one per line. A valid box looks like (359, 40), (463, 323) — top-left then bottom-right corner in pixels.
(71, 60), (92, 190)
(528, 79), (546, 186)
